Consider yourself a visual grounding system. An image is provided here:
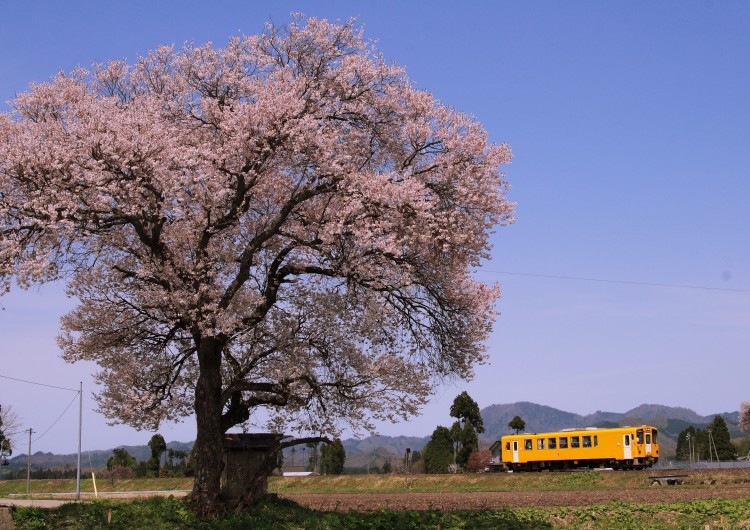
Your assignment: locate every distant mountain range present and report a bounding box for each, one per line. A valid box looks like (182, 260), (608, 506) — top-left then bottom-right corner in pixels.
(481, 402), (740, 439)
(338, 435), (429, 469)
(3, 402), (741, 470)
(3, 441), (194, 473)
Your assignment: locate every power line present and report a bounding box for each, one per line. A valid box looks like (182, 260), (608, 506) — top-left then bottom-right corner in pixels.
(0, 373), (80, 442)
(0, 373), (79, 393)
(480, 269), (750, 293)
(0, 373), (84, 498)
(33, 393), (79, 443)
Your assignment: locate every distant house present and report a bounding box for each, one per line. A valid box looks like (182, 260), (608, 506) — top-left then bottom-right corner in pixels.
(281, 465), (319, 477)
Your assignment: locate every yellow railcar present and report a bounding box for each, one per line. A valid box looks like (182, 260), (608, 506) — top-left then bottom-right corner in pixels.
(500, 425), (659, 471)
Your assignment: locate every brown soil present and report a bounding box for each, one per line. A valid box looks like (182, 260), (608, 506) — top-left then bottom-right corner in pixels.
(281, 482), (750, 512)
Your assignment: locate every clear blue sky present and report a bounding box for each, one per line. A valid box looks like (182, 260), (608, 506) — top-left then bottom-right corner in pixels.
(1, 0), (749, 454)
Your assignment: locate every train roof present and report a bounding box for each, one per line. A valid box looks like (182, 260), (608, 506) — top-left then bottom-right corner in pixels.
(501, 425), (657, 438)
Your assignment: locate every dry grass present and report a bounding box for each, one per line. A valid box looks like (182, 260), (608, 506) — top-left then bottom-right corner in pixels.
(0, 477), (193, 497)
(2, 468), (748, 498)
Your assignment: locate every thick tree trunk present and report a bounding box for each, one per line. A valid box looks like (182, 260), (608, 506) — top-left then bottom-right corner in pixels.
(190, 337), (226, 516)
(235, 448), (280, 512)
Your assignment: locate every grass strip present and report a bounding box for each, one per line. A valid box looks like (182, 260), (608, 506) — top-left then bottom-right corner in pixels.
(10, 495), (750, 529)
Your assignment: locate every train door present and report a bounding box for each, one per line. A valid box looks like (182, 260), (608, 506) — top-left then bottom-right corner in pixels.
(645, 432), (652, 454)
(623, 433), (632, 459)
(512, 440), (519, 463)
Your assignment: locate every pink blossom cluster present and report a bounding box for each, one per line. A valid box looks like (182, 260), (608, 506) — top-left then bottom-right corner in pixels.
(741, 402), (750, 434)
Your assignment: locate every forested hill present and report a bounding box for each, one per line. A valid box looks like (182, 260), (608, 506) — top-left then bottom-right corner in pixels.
(5, 440), (194, 471)
(480, 402), (740, 440)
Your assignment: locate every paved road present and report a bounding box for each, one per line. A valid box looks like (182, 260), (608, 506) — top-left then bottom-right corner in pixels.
(0, 490), (190, 508)
(0, 498), (74, 508)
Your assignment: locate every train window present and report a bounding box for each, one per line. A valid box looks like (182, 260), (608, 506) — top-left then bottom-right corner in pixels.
(571, 436), (580, 448)
(524, 439), (532, 450)
(583, 435), (591, 448)
(624, 434), (631, 446)
(505, 442), (510, 451)
(594, 436), (598, 447)
(646, 434), (651, 444)
(559, 437), (568, 449)
(548, 438), (557, 449)
(653, 430), (658, 443)
(637, 429), (644, 444)
(537, 439), (545, 450)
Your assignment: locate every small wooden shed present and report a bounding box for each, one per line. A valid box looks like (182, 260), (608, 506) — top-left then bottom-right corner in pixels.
(221, 433), (284, 501)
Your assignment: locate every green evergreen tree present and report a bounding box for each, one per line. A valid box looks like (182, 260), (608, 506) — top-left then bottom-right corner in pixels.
(450, 391), (485, 433)
(449, 392), (484, 469)
(675, 426), (697, 461)
(306, 442), (319, 472)
(184, 447), (196, 477)
(147, 434), (167, 477)
(422, 426), (454, 473)
(695, 428), (710, 460)
(168, 449), (190, 476)
(320, 439), (346, 475)
(165, 448), (175, 471)
(508, 416), (526, 434)
(449, 421), (462, 463)
(134, 461), (148, 478)
(459, 421), (479, 466)
(677, 425), (720, 461)
(707, 416), (737, 461)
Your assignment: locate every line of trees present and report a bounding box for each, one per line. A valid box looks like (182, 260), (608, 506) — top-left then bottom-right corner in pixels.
(280, 439), (346, 475)
(1, 433), (195, 482)
(104, 434), (194, 484)
(675, 416), (737, 461)
(2, 466), (79, 480)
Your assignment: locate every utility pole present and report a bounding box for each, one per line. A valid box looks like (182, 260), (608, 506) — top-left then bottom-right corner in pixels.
(76, 382), (82, 501)
(708, 429), (720, 463)
(26, 428), (33, 496)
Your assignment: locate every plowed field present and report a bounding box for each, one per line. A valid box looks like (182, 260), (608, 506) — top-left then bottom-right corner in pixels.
(279, 469), (750, 512)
